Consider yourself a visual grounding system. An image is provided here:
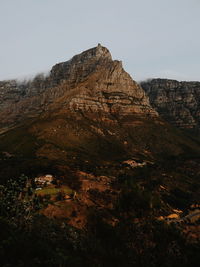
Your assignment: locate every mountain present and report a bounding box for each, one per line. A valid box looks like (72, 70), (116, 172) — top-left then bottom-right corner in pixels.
(0, 44), (156, 134)
(0, 45), (200, 180)
(141, 79), (200, 133)
(0, 45), (200, 266)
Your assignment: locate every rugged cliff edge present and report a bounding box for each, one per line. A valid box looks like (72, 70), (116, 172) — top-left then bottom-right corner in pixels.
(141, 79), (200, 132)
(0, 44), (157, 133)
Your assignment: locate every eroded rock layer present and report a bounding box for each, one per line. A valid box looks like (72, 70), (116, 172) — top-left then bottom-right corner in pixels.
(0, 44), (157, 133)
(141, 79), (200, 131)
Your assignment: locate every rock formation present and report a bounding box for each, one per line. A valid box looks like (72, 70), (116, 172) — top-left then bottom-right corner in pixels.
(0, 44), (157, 133)
(141, 79), (200, 132)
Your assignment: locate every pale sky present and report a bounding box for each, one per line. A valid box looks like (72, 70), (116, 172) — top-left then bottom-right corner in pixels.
(0, 0), (199, 81)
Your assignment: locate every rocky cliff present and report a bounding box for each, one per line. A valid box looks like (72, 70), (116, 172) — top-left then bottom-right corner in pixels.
(141, 79), (200, 132)
(0, 44), (157, 133)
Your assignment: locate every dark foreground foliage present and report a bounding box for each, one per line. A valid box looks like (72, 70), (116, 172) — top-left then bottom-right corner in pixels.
(0, 176), (199, 267)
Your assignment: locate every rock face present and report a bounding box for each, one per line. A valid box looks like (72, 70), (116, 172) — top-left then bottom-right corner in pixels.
(141, 79), (200, 131)
(0, 44), (157, 133)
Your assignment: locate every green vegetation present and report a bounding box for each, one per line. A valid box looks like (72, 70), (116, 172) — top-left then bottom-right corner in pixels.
(35, 185), (72, 196)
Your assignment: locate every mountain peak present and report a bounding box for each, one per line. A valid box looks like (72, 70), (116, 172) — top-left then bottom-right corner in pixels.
(72, 43), (112, 62)
(61, 43), (112, 67)
(93, 43), (112, 60)
(49, 44), (113, 86)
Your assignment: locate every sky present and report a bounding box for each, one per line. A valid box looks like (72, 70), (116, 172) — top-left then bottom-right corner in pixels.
(0, 0), (199, 82)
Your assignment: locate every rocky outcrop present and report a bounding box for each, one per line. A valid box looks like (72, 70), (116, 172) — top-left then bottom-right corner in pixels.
(141, 79), (200, 131)
(0, 44), (157, 133)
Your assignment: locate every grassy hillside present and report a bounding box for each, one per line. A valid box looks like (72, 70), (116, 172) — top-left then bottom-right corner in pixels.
(0, 114), (200, 180)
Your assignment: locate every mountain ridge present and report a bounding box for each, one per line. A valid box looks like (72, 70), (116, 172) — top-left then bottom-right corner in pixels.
(0, 44), (157, 134)
(141, 78), (200, 132)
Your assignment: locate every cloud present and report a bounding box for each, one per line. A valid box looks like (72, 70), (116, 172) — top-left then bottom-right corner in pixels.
(15, 70), (50, 85)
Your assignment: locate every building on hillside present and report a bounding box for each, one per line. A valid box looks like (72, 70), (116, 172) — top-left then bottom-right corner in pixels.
(35, 174), (54, 187)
